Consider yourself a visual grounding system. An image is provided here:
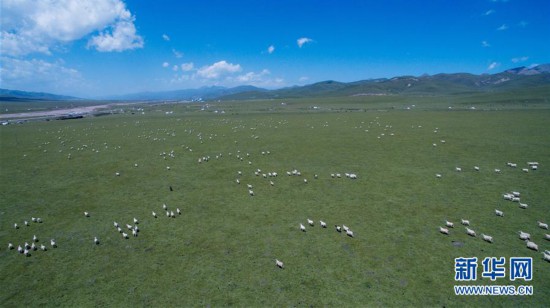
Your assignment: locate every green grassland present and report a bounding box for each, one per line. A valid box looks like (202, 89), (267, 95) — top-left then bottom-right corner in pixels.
(1, 94), (549, 306)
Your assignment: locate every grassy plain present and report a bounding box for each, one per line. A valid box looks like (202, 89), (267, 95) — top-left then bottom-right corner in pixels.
(1, 94), (549, 306)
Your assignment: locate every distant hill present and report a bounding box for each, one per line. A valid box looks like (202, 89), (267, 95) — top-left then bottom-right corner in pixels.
(219, 64), (550, 100)
(0, 89), (81, 101)
(105, 85), (267, 101)
(3, 64), (549, 102)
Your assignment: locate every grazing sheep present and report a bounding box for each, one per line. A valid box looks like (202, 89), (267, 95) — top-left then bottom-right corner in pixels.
(522, 168), (529, 173)
(526, 240), (538, 251)
(307, 219), (314, 226)
(335, 225), (342, 232)
(455, 167), (462, 172)
(518, 231), (531, 240)
(320, 220), (327, 228)
(133, 218), (139, 224)
(236, 179), (240, 184)
(439, 227), (449, 235)
(346, 229), (354, 237)
(247, 184), (253, 189)
(249, 190), (254, 196)
(40, 244), (47, 251)
(18, 245), (23, 253)
(465, 227), (476, 237)
(24, 242), (30, 249)
(545, 250), (550, 255)
(336, 173), (341, 178)
(134, 226), (139, 233)
(33, 235), (38, 242)
(8, 243), (14, 250)
(177, 208), (181, 215)
(31, 243), (37, 251)
(304, 179), (308, 183)
(519, 203), (528, 209)
(474, 166), (480, 171)
(24, 220), (29, 226)
(331, 173), (335, 178)
(512, 197), (521, 202)
(114, 221), (119, 228)
(461, 219), (470, 226)
(543, 252), (550, 262)
(343, 225), (349, 232)
(122, 232), (129, 239)
(512, 191), (520, 197)
(300, 224), (306, 232)
(14, 223), (18, 229)
(152, 211), (157, 218)
(481, 233), (493, 243)
(115, 172), (120, 176)
(445, 220), (454, 228)
(126, 224), (133, 230)
(166, 211), (170, 217)
(538, 221), (549, 230)
(50, 239), (57, 248)
(436, 174), (442, 178)
(84, 211), (89, 217)
(132, 229), (137, 237)
(503, 193), (513, 200)
(94, 237), (99, 244)
(31, 217), (37, 222)
(163, 204), (167, 210)
(495, 209), (504, 217)
(531, 165), (538, 170)
(545, 234), (550, 241)
(275, 259), (284, 269)
(117, 227), (123, 233)
(24, 249), (30, 257)
(495, 169), (501, 173)
(170, 211), (175, 218)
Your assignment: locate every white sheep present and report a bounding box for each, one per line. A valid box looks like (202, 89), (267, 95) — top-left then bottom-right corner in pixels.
(320, 220), (327, 228)
(249, 190), (254, 196)
(461, 219), (470, 226)
(545, 234), (550, 241)
(31, 243), (37, 251)
(166, 211), (170, 217)
(481, 233), (493, 243)
(346, 229), (354, 237)
(33, 235), (38, 242)
(163, 204), (167, 210)
(455, 167), (462, 172)
(84, 211), (89, 217)
(275, 259), (284, 269)
(170, 211), (175, 218)
(177, 208), (181, 215)
(50, 239), (57, 248)
(126, 224), (133, 230)
(304, 179), (308, 183)
(512, 191), (520, 197)
(14, 223), (18, 229)
(152, 211), (157, 218)
(94, 237), (99, 244)
(134, 226), (139, 233)
(519, 203), (528, 209)
(518, 231), (530, 240)
(439, 227), (449, 235)
(531, 165), (538, 170)
(117, 227), (123, 233)
(40, 244), (47, 251)
(511, 197), (521, 202)
(495, 209), (504, 217)
(115, 172), (120, 176)
(538, 221), (549, 230)
(474, 166), (480, 171)
(31, 217), (37, 222)
(300, 224), (306, 232)
(24, 220), (29, 226)
(465, 227), (476, 237)
(122, 232), (129, 239)
(335, 225), (342, 232)
(436, 174), (442, 178)
(132, 229), (138, 237)
(445, 220), (454, 228)
(24, 249), (30, 257)
(8, 243), (14, 250)
(18, 245), (23, 253)
(522, 168), (529, 173)
(307, 219), (314, 226)
(236, 179), (240, 184)
(495, 169), (501, 173)
(24, 242), (30, 249)
(114, 221), (119, 228)
(526, 240), (538, 251)
(133, 217), (139, 224)
(543, 252), (550, 262)
(343, 225), (349, 232)
(247, 184), (253, 189)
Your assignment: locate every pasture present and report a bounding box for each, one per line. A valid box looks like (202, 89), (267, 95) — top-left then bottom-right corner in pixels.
(1, 95), (549, 306)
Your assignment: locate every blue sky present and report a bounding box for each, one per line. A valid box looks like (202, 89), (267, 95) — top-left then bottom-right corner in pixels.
(1, 0), (549, 98)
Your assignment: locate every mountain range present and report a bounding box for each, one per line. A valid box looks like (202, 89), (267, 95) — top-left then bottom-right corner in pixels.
(2, 64), (549, 102)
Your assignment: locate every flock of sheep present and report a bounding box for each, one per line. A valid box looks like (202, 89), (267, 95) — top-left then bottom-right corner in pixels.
(438, 161), (549, 262)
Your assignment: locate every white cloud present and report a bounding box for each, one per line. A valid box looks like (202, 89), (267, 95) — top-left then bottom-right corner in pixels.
(267, 45), (275, 54)
(487, 62), (500, 70)
(511, 56), (529, 63)
(162, 62), (169, 68)
(180, 62), (194, 71)
(518, 21), (528, 27)
(235, 69), (270, 83)
(172, 65), (179, 71)
(484, 9), (495, 16)
(1, 0), (143, 56)
(162, 34), (170, 41)
(172, 49), (183, 58)
(481, 41), (491, 47)
(297, 37), (313, 48)
(197, 60), (242, 79)
(87, 20), (143, 52)
(299, 76), (309, 82)
(497, 24), (508, 31)
(0, 56), (83, 94)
